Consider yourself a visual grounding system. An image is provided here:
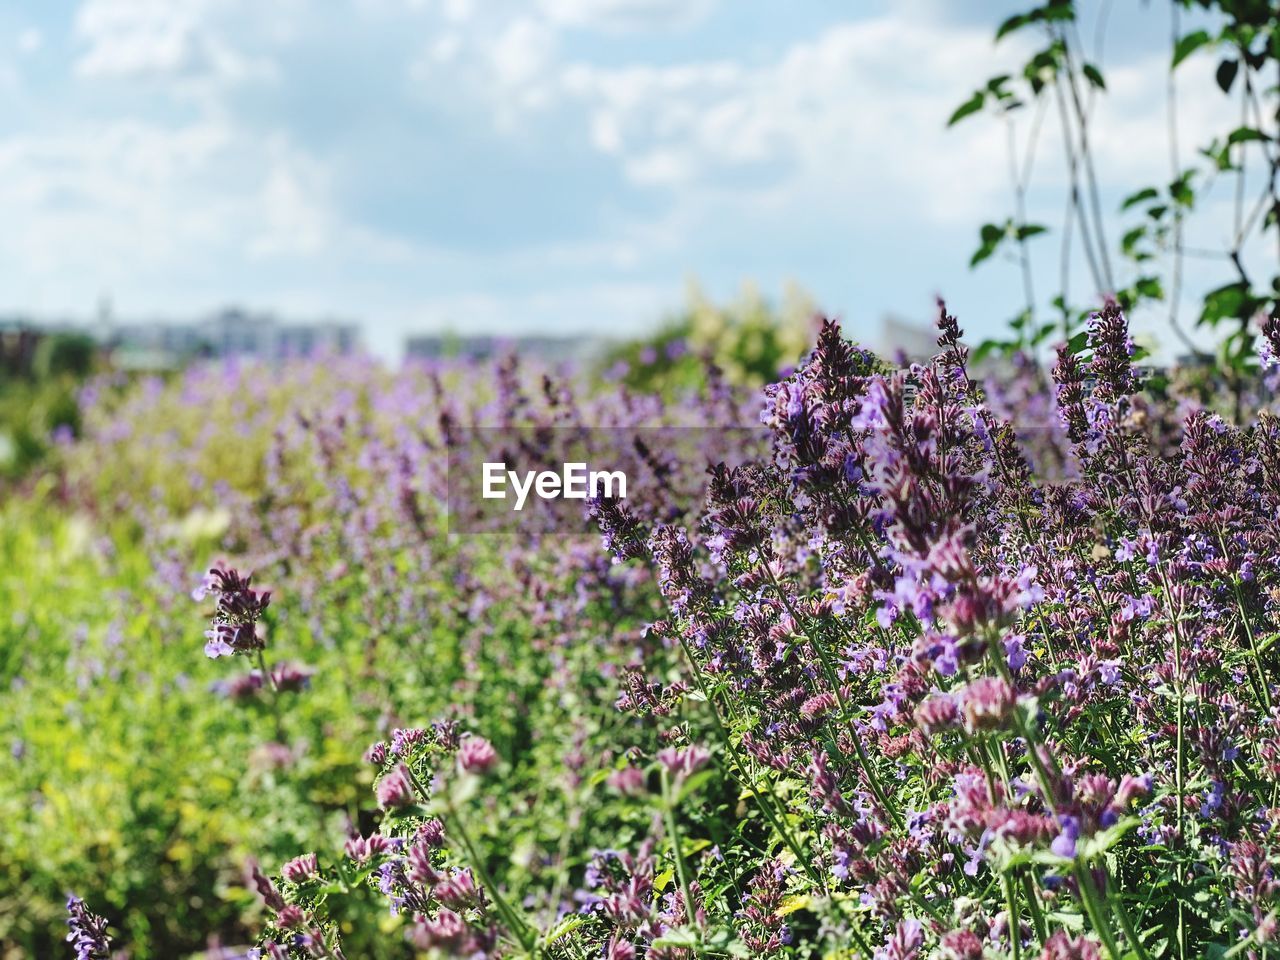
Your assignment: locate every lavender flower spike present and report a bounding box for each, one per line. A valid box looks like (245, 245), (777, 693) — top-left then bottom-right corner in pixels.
(65, 894), (112, 960)
(196, 566), (271, 659)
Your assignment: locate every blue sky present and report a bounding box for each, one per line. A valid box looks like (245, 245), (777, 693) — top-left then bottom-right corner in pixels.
(0, 0), (1241, 359)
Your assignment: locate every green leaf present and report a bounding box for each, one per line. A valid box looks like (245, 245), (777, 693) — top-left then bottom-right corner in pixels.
(972, 339), (1001, 364)
(1080, 817), (1140, 858)
(545, 915), (588, 944)
(1170, 172), (1196, 207)
(1121, 187), (1158, 211)
(1032, 322), (1058, 346)
(1082, 62), (1105, 90)
(1017, 223), (1048, 240)
(1043, 0), (1074, 23)
(1121, 226), (1146, 254)
(985, 74), (1012, 95)
(1172, 29), (1212, 68)
(652, 927), (701, 948)
(1227, 126), (1269, 145)
(779, 894), (811, 916)
(996, 13), (1031, 41)
(1201, 139), (1234, 172)
(1200, 281), (1251, 328)
(1047, 911), (1086, 932)
(1216, 58), (1239, 93)
(948, 90), (986, 127)
(1135, 276), (1164, 301)
(970, 222), (1007, 268)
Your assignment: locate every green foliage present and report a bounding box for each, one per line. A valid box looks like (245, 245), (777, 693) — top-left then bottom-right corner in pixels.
(0, 359), (679, 957)
(0, 332), (101, 482)
(953, 0), (1280, 371)
(0, 378), (81, 481)
(598, 280), (819, 393)
(0, 500), (367, 955)
(34, 333), (97, 381)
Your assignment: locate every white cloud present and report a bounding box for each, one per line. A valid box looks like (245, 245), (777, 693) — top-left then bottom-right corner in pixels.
(0, 120), (234, 286)
(491, 17), (557, 90)
(72, 0), (272, 84)
(399, 7), (1025, 224)
(430, 33), (462, 64)
(551, 11), (1233, 239)
(441, 0), (475, 22)
(248, 148), (335, 258)
(536, 0), (717, 31)
(74, 0), (214, 77)
(409, 12), (561, 124)
(557, 18), (1013, 225)
(0, 115), (351, 302)
(17, 28), (42, 54)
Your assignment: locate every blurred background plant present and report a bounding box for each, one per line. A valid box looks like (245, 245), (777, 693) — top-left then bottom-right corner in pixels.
(0, 330), (99, 482)
(597, 280), (821, 393)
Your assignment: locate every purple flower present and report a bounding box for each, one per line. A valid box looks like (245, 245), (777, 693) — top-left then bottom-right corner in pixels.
(657, 744), (711, 781)
(345, 832), (390, 863)
(875, 918), (925, 960)
(457, 735), (499, 774)
(376, 764), (418, 810)
(196, 566), (271, 659)
(282, 852), (320, 884)
(1051, 815), (1080, 859)
(607, 765), (647, 795)
(1004, 633), (1027, 672)
(959, 676), (1016, 733)
(65, 894), (112, 960)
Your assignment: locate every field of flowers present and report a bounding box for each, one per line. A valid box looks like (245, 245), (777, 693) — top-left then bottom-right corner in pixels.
(6, 304), (1280, 960)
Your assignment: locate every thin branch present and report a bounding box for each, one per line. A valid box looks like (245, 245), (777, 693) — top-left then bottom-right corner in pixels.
(1059, 26), (1116, 292)
(1165, 1), (1203, 357)
(1053, 70), (1106, 295)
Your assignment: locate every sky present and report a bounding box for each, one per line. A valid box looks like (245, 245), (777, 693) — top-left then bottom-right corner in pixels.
(0, 0), (1247, 360)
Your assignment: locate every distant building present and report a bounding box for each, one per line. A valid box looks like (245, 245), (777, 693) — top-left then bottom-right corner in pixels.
(404, 334), (608, 365)
(878, 313), (941, 363)
(106, 307), (360, 368)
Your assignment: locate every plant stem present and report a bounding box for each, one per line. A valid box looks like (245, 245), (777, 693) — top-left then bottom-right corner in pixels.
(1074, 862), (1124, 960)
(1021, 870), (1049, 945)
(1106, 878), (1153, 960)
(674, 634), (821, 888)
(660, 768), (699, 946)
(255, 649), (285, 742)
(1004, 871), (1023, 960)
(757, 557), (901, 827)
(445, 805), (538, 955)
(404, 765), (537, 955)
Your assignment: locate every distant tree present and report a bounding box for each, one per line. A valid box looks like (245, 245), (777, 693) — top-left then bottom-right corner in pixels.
(600, 280), (822, 392)
(34, 332), (97, 380)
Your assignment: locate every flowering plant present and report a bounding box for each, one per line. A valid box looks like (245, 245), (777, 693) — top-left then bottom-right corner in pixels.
(20, 302), (1280, 960)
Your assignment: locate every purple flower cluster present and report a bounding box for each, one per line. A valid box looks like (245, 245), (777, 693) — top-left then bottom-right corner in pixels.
(64, 895), (111, 960)
(194, 566), (271, 659)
